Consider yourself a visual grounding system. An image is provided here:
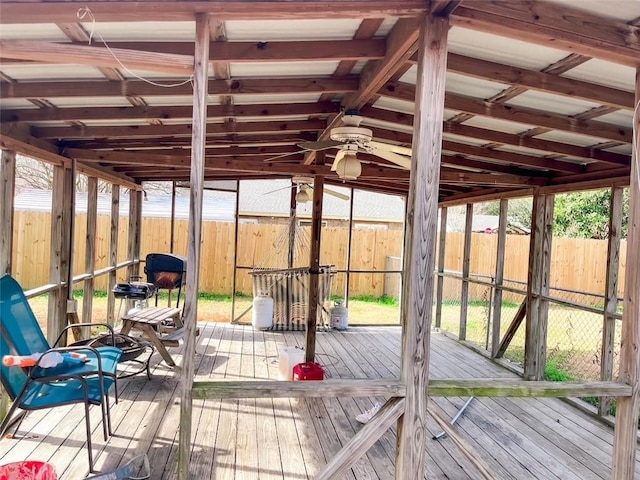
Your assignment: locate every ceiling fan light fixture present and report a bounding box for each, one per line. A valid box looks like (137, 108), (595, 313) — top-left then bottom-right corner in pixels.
(296, 187), (312, 203)
(334, 152), (361, 181)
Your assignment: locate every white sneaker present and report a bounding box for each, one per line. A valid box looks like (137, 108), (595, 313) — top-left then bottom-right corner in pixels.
(355, 402), (383, 424)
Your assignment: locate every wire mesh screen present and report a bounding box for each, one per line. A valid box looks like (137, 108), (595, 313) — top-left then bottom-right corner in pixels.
(437, 275), (462, 336)
(499, 289), (527, 368)
(464, 280), (494, 351)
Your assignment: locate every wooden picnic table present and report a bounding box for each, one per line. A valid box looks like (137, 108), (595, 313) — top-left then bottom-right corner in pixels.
(120, 307), (183, 367)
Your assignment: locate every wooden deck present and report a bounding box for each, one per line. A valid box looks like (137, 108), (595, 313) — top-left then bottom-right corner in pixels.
(1, 323), (638, 479)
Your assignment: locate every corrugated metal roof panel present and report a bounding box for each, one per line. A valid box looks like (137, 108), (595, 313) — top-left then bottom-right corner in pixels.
(445, 72), (509, 99)
(504, 90), (601, 117)
(0, 99), (35, 109)
(230, 61), (340, 77)
(0, 23), (69, 41)
(372, 97), (415, 115)
(225, 19), (361, 41)
(448, 26), (568, 71)
(545, 0), (640, 21)
(594, 110), (635, 126)
(49, 96), (133, 107)
(144, 95), (209, 106)
(361, 117), (413, 135)
(79, 21), (195, 41)
(232, 93), (321, 104)
(1, 64), (104, 81)
(535, 130), (610, 147)
(375, 18), (399, 37)
(442, 134), (491, 147)
(560, 59), (636, 92)
(461, 116), (535, 134)
(121, 69), (195, 80)
(603, 144), (633, 155)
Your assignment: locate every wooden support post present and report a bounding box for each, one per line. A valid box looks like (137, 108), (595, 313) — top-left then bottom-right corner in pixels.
(286, 182), (297, 323)
(0, 150), (16, 275)
(0, 149), (16, 423)
(524, 192), (544, 380)
(524, 193), (553, 380)
(305, 173), (324, 362)
(612, 68), (640, 479)
(600, 186), (623, 416)
(435, 206), (447, 329)
(396, 12), (448, 480)
(459, 203), (473, 340)
(127, 188), (142, 281)
(491, 199), (508, 357)
(47, 164), (73, 345)
(231, 180), (240, 322)
(82, 177), (98, 328)
(170, 181), (177, 253)
(178, 13), (209, 480)
(106, 185), (120, 326)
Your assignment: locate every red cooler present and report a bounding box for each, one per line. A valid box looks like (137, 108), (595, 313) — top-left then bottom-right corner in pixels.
(292, 362), (325, 381)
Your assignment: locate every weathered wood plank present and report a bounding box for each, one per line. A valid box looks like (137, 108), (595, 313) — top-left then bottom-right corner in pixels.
(178, 13), (210, 480)
(106, 185), (119, 326)
(600, 186), (623, 415)
(495, 300), (526, 358)
(459, 203), (473, 340)
(491, 198), (508, 357)
(315, 398), (405, 480)
(305, 174), (324, 361)
(82, 176), (97, 330)
(612, 66), (640, 479)
(435, 207), (447, 329)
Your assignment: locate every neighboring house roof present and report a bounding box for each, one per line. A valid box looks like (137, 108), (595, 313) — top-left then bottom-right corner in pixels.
(13, 181), (406, 223)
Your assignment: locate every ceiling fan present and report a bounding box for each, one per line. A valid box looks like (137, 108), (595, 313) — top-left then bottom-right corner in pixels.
(262, 111), (412, 181)
(264, 176), (350, 204)
(297, 111), (413, 180)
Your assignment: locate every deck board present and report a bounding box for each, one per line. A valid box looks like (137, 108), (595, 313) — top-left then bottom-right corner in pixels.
(1, 323), (637, 480)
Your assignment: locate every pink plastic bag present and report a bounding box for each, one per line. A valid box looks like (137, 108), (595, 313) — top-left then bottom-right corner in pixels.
(0, 461), (57, 480)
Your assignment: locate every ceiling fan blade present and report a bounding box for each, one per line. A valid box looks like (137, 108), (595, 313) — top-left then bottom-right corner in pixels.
(263, 185), (293, 195)
(297, 140), (345, 151)
(262, 149), (305, 163)
(325, 188), (350, 200)
(371, 148), (412, 170)
(369, 140), (412, 157)
(331, 150), (346, 171)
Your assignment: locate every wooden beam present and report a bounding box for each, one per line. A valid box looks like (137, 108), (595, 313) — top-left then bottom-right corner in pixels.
(190, 378), (631, 398)
(524, 192), (544, 380)
(396, 12), (448, 480)
(33, 120), (326, 140)
(0, 2), (429, 23)
(445, 52), (635, 110)
(361, 104), (631, 166)
(0, 40), (194, 75)
(0, 149), (16, 275)
(435, 207), (447, 328)
(305, 173), (324, 362)
(0, 77), (358, 99)
(126, 190), (142, 282)
(1, 102), (340, 124)
(491, 199), (508, 357)
(106, 185), (120, 326)
(315, 398), (405, 480)
(451, 2), (640, 67)
(459, 203), (473, 340)
(380, 84), (633, 143)
(81, 177), (98, 326)
(178, 13), (210, 480)
(537, 194), (554, 380)
(612, 67), (640, 479)
(600, 186), (624, 415)
(439, 169), (546, 186)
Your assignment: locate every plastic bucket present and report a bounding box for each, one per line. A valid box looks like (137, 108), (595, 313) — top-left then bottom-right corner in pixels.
(278, 347), (305, 381)
(0, 461), (57, 480)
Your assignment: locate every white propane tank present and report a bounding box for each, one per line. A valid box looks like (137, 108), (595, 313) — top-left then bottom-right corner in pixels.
(330, 300), (348, 330)
(252, 293), (274, 330)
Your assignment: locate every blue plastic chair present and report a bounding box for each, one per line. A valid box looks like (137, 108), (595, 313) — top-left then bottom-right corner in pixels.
(0, 274), (122, 472)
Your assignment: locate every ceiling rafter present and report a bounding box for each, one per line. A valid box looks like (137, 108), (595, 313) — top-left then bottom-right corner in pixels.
(379, 82), (633, 143)
(0, 1), (429, 23)
(450, 1), (640, 67)
(0, 77), (359, 99)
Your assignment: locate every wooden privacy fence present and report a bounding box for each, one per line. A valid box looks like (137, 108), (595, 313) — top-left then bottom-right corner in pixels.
(11, 211), (627, 300)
